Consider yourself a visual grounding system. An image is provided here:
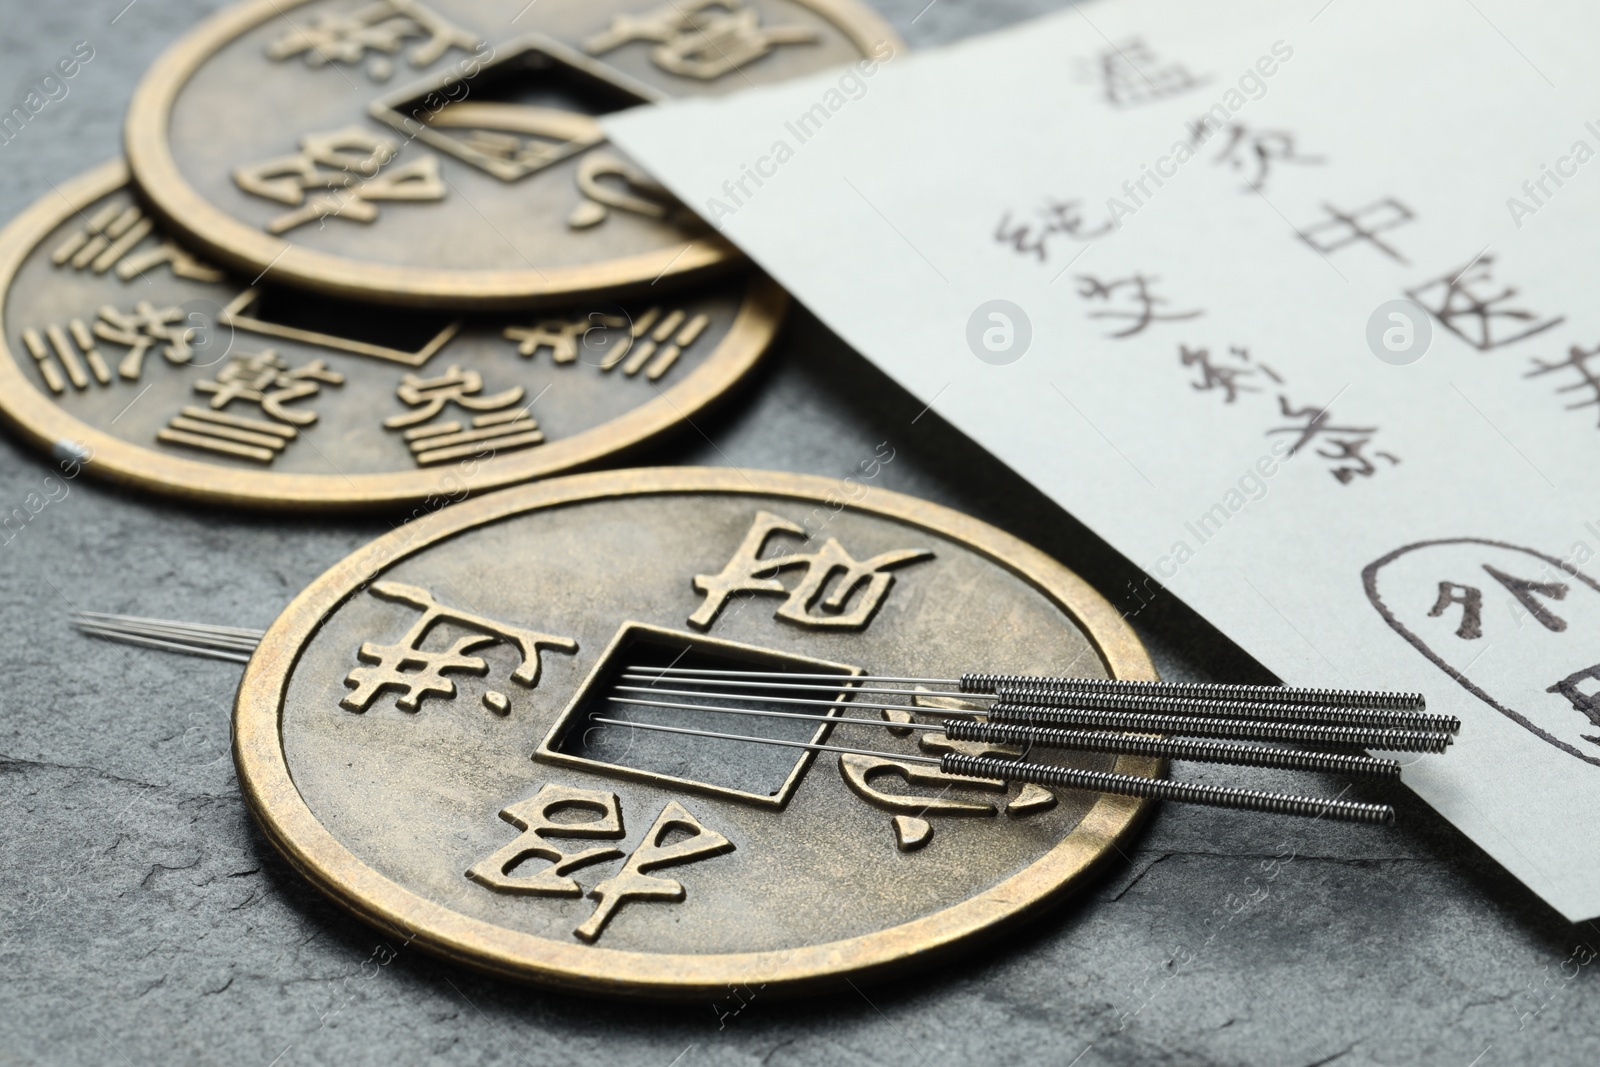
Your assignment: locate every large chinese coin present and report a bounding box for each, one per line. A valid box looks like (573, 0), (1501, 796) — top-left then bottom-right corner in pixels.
(0, 161), (782, 509)
(235, 467), (1161, 995)
(125, 0), (901, 307)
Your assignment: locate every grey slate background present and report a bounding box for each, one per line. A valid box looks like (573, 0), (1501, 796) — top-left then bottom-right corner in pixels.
(1, 1), (1596, 1064)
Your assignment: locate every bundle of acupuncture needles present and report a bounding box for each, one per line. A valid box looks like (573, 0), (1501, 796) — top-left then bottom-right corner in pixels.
(72, 611), (264, 663)
(595, 665), (1458, 826)
(71, 611), (1451, 825)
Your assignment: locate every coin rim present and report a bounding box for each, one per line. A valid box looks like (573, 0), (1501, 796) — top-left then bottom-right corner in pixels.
(0, 160), (786, 511)
(124, 0), (905, 309)
(233, 465), (1162, 998)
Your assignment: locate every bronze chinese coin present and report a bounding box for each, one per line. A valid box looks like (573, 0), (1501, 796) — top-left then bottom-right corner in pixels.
(0, 161), (783, 510)
(234, 466), (1161, 996)
(125, 0), (901, 308)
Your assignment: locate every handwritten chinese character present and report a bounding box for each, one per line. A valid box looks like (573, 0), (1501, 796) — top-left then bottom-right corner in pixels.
(996, 199), (1111, 262)
(1097, 37), (1208, 107)
(1078, 273), (1201, 338)
(1268, 395), (1375, 455)
(1526, 343), (1600, 426)
(1178, 344), (1279, 403)
(1267, 395), (1397, 483)
(1190, 120), (1323, 192)
(1547, 664), (1600, 746)
(1297, 198), (1414, 264)
(1315, 434), (1401, 484)
(1407, 254), (1566, 352)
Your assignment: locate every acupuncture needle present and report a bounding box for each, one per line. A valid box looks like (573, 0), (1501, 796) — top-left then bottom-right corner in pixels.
(603, 696), (1402, 778)
(71, 611), (264, 648)
(586, 716), (1396, 825)
(68, 616), (1428, 720)
(69, 613), (1445, 752)
(74, 620), (262, 650)
(72, 614), (264, 639)
(608, 686), (1449, 751)
(615, 673), (1456, 732)
(623, 665), (1425, 711)
(72, 615), (259, 662)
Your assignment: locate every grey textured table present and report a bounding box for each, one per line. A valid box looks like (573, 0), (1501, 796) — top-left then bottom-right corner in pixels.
(1, 2), (1595, 1064)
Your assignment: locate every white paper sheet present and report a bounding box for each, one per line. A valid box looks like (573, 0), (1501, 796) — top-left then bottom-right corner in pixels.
(606, 0), (1600, 920)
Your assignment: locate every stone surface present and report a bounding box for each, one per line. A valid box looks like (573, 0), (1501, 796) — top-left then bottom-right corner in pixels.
(1, 2), (1596, 1065)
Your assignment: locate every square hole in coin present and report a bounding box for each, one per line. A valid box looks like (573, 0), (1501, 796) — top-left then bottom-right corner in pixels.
(535, 622), (863, 808)
(368, 35), (659, 186)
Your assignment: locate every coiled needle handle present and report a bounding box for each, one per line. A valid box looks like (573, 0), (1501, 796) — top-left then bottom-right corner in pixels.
(963, 673), (1424, 711)
(940, 720), (1402, 778)
(986, 703), (1450, 752)
(942, 754), (1396, 825)
(995, 685), (1456, 733)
